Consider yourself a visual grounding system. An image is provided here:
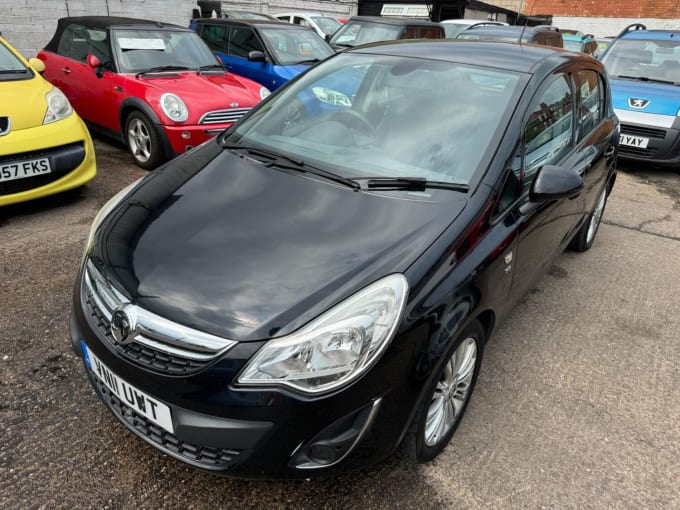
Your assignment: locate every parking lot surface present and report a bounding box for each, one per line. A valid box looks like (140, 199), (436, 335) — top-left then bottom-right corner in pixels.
(1, 139), (678, 509)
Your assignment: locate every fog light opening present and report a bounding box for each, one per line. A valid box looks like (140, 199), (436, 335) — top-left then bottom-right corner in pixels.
(290, 398), (381, 470)
(185, 145), (194, 152)
(181, 131), (191, 139)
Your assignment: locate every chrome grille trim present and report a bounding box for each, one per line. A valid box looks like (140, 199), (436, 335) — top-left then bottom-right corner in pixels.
(199, 108), (251, 125)
(84, 260), (236, 362)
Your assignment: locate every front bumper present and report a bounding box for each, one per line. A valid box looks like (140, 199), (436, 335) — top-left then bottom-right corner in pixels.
(0, 113), (96, 206)
(69, 277), (424, 478)
(162, 123), (233, 156)
(616, 110), (680, 167)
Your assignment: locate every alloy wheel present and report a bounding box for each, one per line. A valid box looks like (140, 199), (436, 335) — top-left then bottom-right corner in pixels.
(586, 189), (607, 245)
(127, 118), (152, 164)
(424, 337), (477, 447)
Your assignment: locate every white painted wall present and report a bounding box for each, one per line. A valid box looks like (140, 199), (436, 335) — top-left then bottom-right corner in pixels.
(552, 16), (680, 38)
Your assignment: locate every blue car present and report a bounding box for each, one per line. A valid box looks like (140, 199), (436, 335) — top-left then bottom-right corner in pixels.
(600, 24), (680, 167)
(191, 19), (334, 91)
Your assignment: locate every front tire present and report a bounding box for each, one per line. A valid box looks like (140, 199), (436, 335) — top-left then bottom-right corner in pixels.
(125, 111), (164, 170)
(570, 185), (608, 252)
(402, 320), (485, 463)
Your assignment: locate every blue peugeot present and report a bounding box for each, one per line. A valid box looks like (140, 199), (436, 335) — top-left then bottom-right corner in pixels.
(600, 24), (680, 167)
(191, 18), (334, 92)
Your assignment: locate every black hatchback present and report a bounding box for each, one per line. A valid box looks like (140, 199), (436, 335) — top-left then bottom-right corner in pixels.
(70, 40), (618, 478)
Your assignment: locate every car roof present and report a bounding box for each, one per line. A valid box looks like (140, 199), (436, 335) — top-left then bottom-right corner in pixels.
(350, 40), (591, 74)
(193, 18), (306, 29)
(51, 16), (183, 30)
(274, 12), (329, 17)
(345, 16), (442, 27)
(621, 29), (680, 40)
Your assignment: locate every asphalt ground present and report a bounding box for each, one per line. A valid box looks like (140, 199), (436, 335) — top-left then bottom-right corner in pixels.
(1, 139), (678, 509)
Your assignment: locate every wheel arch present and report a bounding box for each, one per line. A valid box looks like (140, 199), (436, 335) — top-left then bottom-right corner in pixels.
(119, 99), (175, 160)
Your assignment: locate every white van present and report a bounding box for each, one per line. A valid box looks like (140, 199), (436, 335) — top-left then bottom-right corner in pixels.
(274, 12), (342, 38)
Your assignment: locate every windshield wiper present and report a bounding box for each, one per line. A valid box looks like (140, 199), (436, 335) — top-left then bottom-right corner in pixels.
(295, 58), (322, 65)
(615, 74), (680, 86)
(197, 64), (225, 74)
(0, 69), (28, 74)
(136, 65), (191, 77)
(222, 142), (361, 190)
(362, 177), (469, 192)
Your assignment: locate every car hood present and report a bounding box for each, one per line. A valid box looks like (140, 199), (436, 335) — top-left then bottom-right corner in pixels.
(2, 74), (52, 130)
(91, 141), (467, 342)
(610, 79), (680, 116)
(273, 64), (309, 82)
(137, 72), (262, 115)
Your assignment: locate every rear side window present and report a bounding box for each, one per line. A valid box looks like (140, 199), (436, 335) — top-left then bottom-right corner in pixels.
(576, 70), (603, 138)
(228, 27), (265, 58)
(200, 24), (228, 52)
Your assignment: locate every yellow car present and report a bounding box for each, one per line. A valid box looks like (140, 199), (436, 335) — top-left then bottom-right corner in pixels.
(0, 35), (95, 206)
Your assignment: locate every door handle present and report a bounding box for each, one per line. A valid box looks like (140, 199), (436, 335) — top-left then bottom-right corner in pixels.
(604, 145), (616, 159)
(61, 67), (71, 74)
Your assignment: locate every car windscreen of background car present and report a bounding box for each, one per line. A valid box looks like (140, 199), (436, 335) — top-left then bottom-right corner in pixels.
(0, 41), (29, 80)
(260, 28), (334, 65)
(601, 38), (680, 82)
(312, 17), (342, 36)
(112, 29), (219, 73)
(562, 39), (584, 52)
(228, 53), (522, 186)
(330, 22), (402, 47)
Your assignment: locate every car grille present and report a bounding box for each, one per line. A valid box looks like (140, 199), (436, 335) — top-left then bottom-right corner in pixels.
(82, 261), (236, 375)
(92, 375), (243, 469)
(620, 124), (667, 139)
(0, 142), (85, 196)
(199, 108), (251, 125)
(618, 145), (659, 158)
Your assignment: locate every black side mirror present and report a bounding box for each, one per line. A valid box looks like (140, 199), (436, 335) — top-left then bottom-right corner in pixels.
(530, 165), (583, 202)
(247, 51), (266, 62)
(325, 33), (331, 42)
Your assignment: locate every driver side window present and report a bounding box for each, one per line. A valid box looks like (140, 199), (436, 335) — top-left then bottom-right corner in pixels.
(522, 74), (574, 188)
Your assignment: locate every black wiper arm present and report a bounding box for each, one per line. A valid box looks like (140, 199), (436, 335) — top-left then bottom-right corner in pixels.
(616, 74), (679, 85)
(222, 143), (360, 190)
(197, 64), (225, 74)
(364, 177), (469, 192)
(295, 58), (322, 65)
(136, 65), (191, 76)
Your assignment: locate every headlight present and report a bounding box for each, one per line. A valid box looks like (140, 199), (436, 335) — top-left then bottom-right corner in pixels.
(260, 87), (271, 100)
(43, 87), (73, 124)
(237, 274), (408, 395)
(83, 178), (145, 260)
(312, 86), (352, 107)
(160, 93), (188, 122)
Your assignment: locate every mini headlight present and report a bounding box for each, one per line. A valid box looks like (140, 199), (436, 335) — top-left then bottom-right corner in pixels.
(160, 93), (189, 122)
(237, 274), (408, 395)
(43, 87), (73, 124)
(260, 87), (271, 100)
(83, 178), (145, 260)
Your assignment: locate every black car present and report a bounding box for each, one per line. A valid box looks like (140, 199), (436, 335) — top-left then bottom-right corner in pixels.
(328, 16), (444, 50)
(70, 40), (618, 478)
(458, 24), (564, 48)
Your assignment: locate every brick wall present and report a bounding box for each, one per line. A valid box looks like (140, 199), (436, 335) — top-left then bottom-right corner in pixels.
(527, 0), (680, 18)
(552, 16), (680, 37)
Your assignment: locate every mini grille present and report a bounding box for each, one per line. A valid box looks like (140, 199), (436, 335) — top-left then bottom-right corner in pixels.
(83, 287), (211, 374)
(93, 376), (242, 469)
(199, 108), (251, 125)
(620, 124), (667, 139)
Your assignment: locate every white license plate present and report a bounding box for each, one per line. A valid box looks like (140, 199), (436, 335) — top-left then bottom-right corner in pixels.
(619, 134), (649, 148)
(0, 158), (51, 182)
(82, 342), (174, 434)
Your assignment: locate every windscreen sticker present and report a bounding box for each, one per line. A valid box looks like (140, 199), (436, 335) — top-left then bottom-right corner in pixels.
(118, 38), (166, 50)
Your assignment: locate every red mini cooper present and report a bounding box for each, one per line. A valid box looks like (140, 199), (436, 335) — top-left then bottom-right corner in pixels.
(38, 17), (269, 169)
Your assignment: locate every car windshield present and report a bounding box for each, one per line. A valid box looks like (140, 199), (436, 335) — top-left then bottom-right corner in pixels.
(260, 27), (334, 65)
(225, 53), (523, 186)
(312, 16), (342, 36)
(112, 29), (219, 73)
(601, 37), (680, 82)
(0, 40), (28, 74)
(442, 23), (473, 38)
(330, 21), (402, 47)
(563, 39), (584, 51)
